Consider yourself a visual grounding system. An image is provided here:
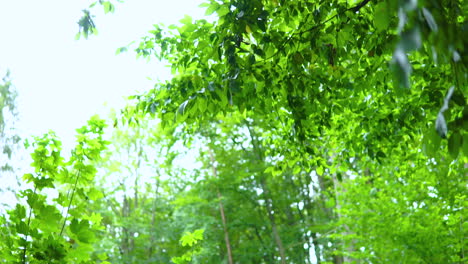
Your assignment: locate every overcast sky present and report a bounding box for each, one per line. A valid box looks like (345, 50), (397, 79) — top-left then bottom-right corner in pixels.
(0, 0), (206, 150)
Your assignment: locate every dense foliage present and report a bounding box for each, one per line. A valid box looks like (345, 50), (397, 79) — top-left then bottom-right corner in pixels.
(123, 0), (467, 262)
(1, 0), (466, 263)
(1, 117), (109, 263)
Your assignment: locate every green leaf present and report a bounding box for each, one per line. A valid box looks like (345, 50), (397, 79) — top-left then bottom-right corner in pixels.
(216, 5), (230, 17)
(102, 1), (114, 14)
(374, 2), (390, 31)
(115, 46), (127, 55)
(316, 166), (324, 176)
(16, 221), (29, 235)
(293, 166), (301, 174)
(204, 3), (219, 16)
(400, 27), (421, 52)
(87, 188), (103, 200)
(180, 229), (204, 247)
(39, 205), (61, 223)
(423, 127), (441, 157)
(97, 253), (108, 260)
(448, 132), (462, 159)
(70, 218), (80, 234)
(14, 204), (26, 219)
(70, 219), (95, 243)
(391, 47), (412, 89)
(197, 97), (207, 113)
(462, 134), (468, 156)
(180, 15), (192, 25)
(22, 173), (34, 183)
(34, 176), (55, 190)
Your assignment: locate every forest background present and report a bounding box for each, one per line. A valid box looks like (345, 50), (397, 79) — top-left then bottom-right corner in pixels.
(0, 0), (466, 263)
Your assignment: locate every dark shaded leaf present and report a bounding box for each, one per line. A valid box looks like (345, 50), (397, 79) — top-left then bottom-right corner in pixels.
(448, 132), (462, 159)
(400, 27), (421, 52)
(391, 47), (412, 89)
(422, 8), (438, 32)
(462, 134), (468, 156)
(374, 2), (390, 31)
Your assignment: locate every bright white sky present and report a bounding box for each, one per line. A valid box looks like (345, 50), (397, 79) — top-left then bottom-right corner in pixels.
(0, 0), (207, 209)
(0, 0), (205, 150)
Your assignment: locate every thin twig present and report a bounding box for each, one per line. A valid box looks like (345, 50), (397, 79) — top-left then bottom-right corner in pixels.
(255, 0), (372, 64)
(60, 170), (82, 236)
(22, 186), (37, 263)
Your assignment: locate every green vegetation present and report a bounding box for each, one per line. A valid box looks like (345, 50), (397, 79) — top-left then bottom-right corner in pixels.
(0, 71), (20, 174)
(1, 0), (467, 263)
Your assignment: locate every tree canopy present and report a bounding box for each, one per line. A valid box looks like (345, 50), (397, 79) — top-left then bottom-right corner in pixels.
(0, 0), (466, 263)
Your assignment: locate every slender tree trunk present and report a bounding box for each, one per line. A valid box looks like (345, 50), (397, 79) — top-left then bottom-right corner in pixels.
(316, 168), (345, 264)
(134, 164), (139, 209)
(329, 156), (356, 264)
(296, 168), (321, 263)
(209, 148), (234, 264)
(310, 232), (322, 264)
(130, 139), (143, 254)
(331, 175), (345, 264)
(148, 177), (160, 258)
(260, 178), (287, 264)
(245, 122), (287, 264)
(121, 195), (129, 257)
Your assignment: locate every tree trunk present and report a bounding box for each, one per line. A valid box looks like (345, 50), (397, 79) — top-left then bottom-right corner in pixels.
(316, 167), (346, 264)
(121, 195), (129, 257)
(148, 177), (160, 258)
(245, 122), (287, 264)
(209, 148), (234, 264)
(260, 178), (287, 264)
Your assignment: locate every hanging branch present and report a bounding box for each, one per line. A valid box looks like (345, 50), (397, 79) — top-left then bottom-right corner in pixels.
(256, 0), (373, 64)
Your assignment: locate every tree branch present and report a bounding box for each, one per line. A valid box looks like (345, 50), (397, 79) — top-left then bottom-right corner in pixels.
(255, 0), (373, 64)
(348, 0), (372, 12)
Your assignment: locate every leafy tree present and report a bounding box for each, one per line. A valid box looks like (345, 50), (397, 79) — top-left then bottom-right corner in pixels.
(171, 229), (205, 264)
(2, 0), (465, 263)
(88, 116), (196, 263)
(0, 116), (109, 263)
(117, 0), (466, 262)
